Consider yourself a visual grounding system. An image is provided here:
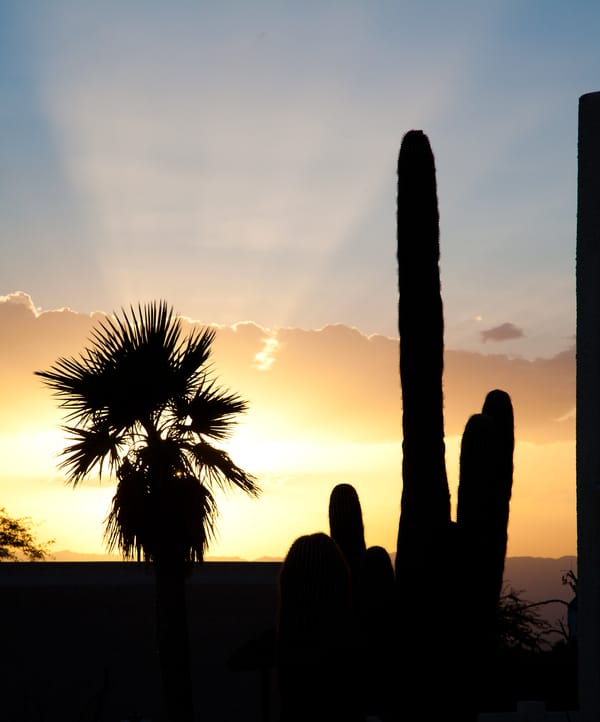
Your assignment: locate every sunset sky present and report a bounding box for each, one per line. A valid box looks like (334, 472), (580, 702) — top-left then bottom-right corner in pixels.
(1, 1), (593, 560)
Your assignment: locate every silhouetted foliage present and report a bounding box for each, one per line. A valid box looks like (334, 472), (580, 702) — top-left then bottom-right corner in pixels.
(562, 569), (577, 595)
(36, 300), (260, 722)
(0, 507), (54, 561)
(481, 581), (579, 712)
(497, 585), (565, 653)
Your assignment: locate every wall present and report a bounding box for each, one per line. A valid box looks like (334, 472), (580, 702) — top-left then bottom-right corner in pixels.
(0, 562), (281, 722)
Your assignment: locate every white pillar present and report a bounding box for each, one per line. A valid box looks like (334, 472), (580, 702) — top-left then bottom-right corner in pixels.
(576, 90), (600, 722)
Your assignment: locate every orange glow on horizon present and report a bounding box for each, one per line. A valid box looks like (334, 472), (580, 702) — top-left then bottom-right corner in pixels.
(0, 432), (574, 562)
(0, 296), (576, 561)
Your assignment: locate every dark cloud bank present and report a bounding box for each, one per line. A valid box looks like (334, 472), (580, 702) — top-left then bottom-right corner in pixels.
(481, 322), (525, 343)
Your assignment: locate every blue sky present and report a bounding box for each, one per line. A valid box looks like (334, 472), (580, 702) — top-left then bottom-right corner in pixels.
(2, 1), (599, 359)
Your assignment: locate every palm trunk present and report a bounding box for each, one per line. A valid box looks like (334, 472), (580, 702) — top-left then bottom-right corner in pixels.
(155, 559), (194, 722)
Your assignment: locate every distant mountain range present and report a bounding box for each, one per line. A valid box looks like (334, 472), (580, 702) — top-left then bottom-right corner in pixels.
(48, 549), (279, 563)
(49, 550), (577, 601)
(503, 556), (576, 602)
(49, 550), (124, 562)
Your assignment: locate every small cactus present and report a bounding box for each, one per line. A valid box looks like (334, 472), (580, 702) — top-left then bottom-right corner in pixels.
(277, 532), (352, 646)
(328, 483), (367, 587)
(356, 545), (396, 653)
(356, 546), (397, 720)
(275, 532), (365, 722)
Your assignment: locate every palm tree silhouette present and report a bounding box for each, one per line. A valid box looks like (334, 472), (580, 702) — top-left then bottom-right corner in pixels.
(35, 300), (260, 722)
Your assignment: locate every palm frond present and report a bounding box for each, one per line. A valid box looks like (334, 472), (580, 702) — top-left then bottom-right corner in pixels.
(186, 378), (249, 440)
(91, 303), (187, 423)
(104, 458), (149, 559)
(191, 441), (260, 496)
(105, 465), (218, 563)
(37, 302), (186, 432)
(59, 424), (123, 485)
(34, 350), (113, 425)
(157, 475), (218, 562)
(137, 436), (192, 481)
(175, 326), (215, 380)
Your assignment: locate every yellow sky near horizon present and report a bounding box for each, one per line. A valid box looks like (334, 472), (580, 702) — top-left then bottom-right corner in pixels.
(0, 292), (576, 560)
(1, 429), (576, 561)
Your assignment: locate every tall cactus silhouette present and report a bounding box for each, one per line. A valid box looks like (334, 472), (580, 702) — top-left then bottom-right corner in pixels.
(395, 130), (450, 579)
(394, 130), (514, 719)
(394, 130), (453, 719)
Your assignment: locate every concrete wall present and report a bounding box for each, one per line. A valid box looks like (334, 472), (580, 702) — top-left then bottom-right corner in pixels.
(0, 562), (281, 722)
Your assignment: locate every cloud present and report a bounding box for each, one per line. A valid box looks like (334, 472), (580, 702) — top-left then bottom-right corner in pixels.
(0, 292), (104, 432)
(208, 320), (574, 444)
(0, 294), (574, 449)
(443, 347), (574, 443)
(252, 333), (280, 372)
(0, 291), (40, 314)
(0, 294), (576, 558)
(481, 322), (525, 343)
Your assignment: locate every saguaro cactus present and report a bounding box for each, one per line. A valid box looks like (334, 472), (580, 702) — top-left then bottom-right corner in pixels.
(356, 546), (397, 721)
(458, 389), (514, 610)
(275, 533), (364, 722)
(328, 482), (367, 588)
(456, 390), (514, 712)
(395, 130), (450, 580)
(394, 130), (515, 719)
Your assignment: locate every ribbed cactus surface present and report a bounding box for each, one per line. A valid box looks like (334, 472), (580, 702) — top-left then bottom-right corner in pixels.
(276, 532), (365, 722)
(395, 130), (450, 581)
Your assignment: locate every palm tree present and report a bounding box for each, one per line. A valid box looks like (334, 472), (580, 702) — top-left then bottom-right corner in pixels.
(35, 300), (260, 722)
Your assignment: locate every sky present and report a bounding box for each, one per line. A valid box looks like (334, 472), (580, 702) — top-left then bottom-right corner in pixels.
(0, 1), (594, 561)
